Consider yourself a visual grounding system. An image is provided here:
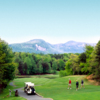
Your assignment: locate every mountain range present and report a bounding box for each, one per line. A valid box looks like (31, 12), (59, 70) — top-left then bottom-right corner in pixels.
(9, 39), (96, 54)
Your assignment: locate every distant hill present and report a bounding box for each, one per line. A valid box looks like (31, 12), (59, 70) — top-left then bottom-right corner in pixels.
(53, 41), (96, 53)
(9, 39), (96, 54)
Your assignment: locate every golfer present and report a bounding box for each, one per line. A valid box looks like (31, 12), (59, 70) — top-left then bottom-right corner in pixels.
(81, 79), (85, 88)
(68, 78), (72, 89)
(76, 80), (79, 91)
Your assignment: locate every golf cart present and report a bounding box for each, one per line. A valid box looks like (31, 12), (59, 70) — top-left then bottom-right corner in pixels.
(24, 82), (36, 95)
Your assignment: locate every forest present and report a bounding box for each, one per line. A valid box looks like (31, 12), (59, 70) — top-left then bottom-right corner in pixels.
(14, 52), (76, 75)
(0, 38), (100, 92)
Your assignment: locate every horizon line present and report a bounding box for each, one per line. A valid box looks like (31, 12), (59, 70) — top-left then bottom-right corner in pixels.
(8, 38), (97, 44)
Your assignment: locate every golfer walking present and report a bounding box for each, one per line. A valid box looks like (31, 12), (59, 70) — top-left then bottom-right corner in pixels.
(68, 78), (72, 89)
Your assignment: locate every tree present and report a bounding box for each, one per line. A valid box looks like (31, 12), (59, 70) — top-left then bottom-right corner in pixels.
(37, 61), (43, 74)
(58, 59), (65, 70)
(30, 59), (37, 74)
(65, 54), (80, 75)
(63, 53), (70, 62)
(0, 39), (15, 92)
(65, 61), (73, 75)
(79, 53), (86, 63)
(14, 52), (20, 75)
(52, 60), (57, 74)
(71, 55), (80, 74)
(42, 62), (51, 74)
(0, 42), (6, 89)
(80, 45), (94, 74)
(18, 60), (24, 75)
(23, 62), (27, 75)
(42, 55), (51, 63)
(20, 52), (26, 61)
(24, 57), (32, 74)
(85, 45), (94, 58)
(90, 40), (100, 80)
(34, 54), (42, 64)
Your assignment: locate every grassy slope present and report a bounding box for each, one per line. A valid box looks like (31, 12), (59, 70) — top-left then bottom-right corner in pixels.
(1, 75), (100, 100)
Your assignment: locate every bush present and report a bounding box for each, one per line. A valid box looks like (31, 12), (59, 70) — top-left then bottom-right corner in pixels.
(59, 70), (68, 77)
(50, 70), (57, 74)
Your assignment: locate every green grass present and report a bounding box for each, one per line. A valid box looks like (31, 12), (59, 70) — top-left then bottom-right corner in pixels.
(0, 84), (26, 100)
(1, 75), (100, 100)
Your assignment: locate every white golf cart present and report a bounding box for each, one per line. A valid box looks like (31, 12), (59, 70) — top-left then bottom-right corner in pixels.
(24, 82), (36, 95)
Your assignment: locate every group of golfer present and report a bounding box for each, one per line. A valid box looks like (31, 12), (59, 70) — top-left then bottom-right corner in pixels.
(68, 78), (85, 91)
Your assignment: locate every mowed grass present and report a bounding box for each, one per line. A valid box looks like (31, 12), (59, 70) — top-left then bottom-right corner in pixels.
(14, 75), (100, 100)
(1, 75), (100, 100)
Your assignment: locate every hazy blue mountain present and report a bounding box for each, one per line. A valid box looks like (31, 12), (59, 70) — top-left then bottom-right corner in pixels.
(9, 39), (60, 54)
(53, 41), (96, 53)
(9, 39), (96, 54)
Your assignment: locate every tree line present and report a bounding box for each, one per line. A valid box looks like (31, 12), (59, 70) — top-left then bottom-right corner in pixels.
(14, 52), (75, 75)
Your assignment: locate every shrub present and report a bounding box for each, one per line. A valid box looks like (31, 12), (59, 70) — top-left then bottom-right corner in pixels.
(59, 70), (68, 77)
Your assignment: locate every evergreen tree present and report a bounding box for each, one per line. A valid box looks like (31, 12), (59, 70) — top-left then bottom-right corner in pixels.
(90, 40), (100, 80)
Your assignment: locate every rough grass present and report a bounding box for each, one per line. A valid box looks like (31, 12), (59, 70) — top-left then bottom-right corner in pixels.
(1, 75), (100, 100)
(0, 85), (26, 100)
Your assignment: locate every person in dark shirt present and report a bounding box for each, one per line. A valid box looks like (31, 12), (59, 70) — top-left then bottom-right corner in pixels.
(76, 80), (79, 91)
(31, 87), (36, 95)
(81, 79), (85, 88)
(15, 90), (19, 96)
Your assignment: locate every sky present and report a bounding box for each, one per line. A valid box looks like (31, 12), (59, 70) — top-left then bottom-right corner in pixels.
(0, 0), (100, 44)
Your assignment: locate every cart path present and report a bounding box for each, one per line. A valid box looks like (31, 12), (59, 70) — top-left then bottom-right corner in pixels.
(9, 82), (53, 100)
(14, 88), (52, 100)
